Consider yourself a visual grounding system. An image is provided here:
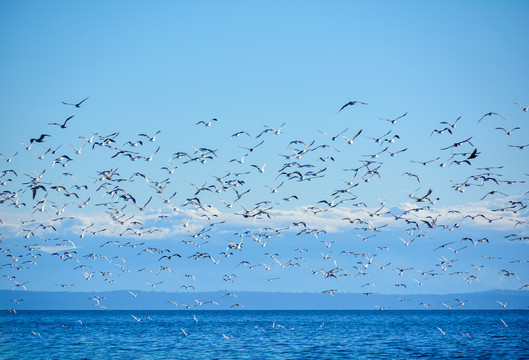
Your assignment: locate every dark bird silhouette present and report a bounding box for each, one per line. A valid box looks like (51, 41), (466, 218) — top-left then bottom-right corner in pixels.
(62, 96), (89, 108)
(30, 134), (51, 144)
(467, 148), (478, 159)
(49, 115), (75, 129)
(440, 137), (473, 150)
(337, 101), (368, 113)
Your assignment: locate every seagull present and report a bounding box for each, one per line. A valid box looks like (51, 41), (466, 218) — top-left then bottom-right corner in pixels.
(239, 140), (264, 153)
(402, 172), (420, 183)
(49, 115), (75, 129)
(322, 289), (339, 296)
(131, 315), (144, 322)
(135, 196), (152, 211)
(256, 122), (286, 137)
(196, 118), (218, 127)
(264, 181), (284, 193)
(231, 130), (251, 137)
(0, 152), (18, 162)
(514, 102), (528, 112)
(138, 131), (161, 142)
(496, 301), (507, 308)
(478, 112), (505, 122)
(379, 112), (407, 124)
(436, 327), (446, 335)
(440, 116), (461, 129)
(341, 129), (363, 144)
(62, 96), (89, 108)
(430, 127), (453, 136)
(495, 127), (520, 136)
(69, 142), (86, 155)
(454, 299), (467, 306)
(251, 164), (266, 173)
(30, 134), (51, 144)
(230, 303), (246, 308)
(507, 144), (528, 150)
(318, 128), (348, 141)
(337, 100), (368, 113)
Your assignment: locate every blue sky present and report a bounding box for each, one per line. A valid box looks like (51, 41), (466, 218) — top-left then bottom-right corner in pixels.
(0, 1), (528, 301)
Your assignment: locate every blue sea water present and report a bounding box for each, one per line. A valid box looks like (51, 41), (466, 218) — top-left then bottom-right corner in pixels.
(1, 310), (528, 359)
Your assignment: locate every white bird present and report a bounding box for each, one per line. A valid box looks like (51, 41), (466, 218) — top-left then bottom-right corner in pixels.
(256, 122), (286, 137)
(131, 315), (144, 322)
(138, 130), (161, 142)
(196, 118), (218, 127)
(496, 301), (507, 308)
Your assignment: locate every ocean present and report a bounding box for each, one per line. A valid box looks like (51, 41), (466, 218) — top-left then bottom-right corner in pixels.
(1, 310), (528, 359)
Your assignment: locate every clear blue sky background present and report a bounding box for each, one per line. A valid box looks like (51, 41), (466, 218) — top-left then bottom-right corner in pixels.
(0, 1), (528, 300)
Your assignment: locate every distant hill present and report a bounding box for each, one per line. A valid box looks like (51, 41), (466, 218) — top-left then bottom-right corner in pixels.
(1, 289), (528, 310)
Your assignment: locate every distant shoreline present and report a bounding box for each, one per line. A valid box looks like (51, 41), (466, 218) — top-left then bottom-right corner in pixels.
(2, 289), (528, 310)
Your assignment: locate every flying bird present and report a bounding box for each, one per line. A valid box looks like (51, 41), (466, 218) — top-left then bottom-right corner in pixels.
(513, 102), (528, 112)
(337, 101), (368, 113)
(478, 112), (505, 122)
(196, 118), (218, 127)
(495, 127), (520, 136)
(30, 134), (51, 144)
(49, 115), (75, 129)
(62, 96), (89, 108)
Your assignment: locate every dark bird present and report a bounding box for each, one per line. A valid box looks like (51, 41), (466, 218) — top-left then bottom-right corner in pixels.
(31, 185), (46, 199)
(30, 134), (51, 144)
(337, 101), (368, 113)
(478, 112), (504, 122)
(49, 116), (75, 129)
(440, 137), (473, 150)
(508, 144), (528, 150)
(467, 148), (478, 159)
(239, 140), (264, 153)
(62, 96), (89, 108)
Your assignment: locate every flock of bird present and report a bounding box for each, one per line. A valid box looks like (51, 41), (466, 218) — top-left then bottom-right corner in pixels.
(1, 96), (528, 339)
